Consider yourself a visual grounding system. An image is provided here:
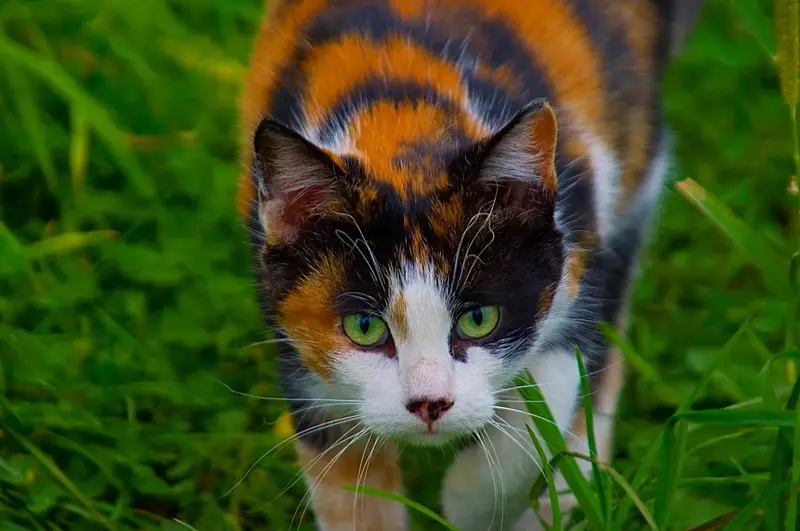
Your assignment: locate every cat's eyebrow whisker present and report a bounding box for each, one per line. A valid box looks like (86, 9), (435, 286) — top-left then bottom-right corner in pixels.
(332, 210), (386, 289)
(457, 188), (499, 291)
(450, 206), (487, 287)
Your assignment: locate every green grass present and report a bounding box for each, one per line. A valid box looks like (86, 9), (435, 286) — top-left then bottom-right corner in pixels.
(1, 0), (799, 529)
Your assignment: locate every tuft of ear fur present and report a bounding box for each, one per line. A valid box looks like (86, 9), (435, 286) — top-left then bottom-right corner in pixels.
(473, 99), (558, 209)
(252, 118), (341, 242)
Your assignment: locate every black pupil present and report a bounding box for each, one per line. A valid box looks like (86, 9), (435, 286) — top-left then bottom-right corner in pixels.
(471, 309), (484, 326)
(358, 315), (372, 334)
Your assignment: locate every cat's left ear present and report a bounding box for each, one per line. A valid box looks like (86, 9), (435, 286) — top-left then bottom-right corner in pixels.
(470, 99), (558, 208)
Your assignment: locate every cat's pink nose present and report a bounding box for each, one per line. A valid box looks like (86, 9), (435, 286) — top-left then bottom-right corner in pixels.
(406, 397), (454, 427)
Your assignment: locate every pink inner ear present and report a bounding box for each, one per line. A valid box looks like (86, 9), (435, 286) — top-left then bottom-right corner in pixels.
(263, 183), (330, 241)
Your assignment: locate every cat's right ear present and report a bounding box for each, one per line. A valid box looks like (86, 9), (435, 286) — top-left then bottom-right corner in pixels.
(252, 118), (341, 243)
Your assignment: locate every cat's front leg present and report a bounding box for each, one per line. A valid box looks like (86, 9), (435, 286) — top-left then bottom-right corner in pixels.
(296, 437), (407, 531)
(441, 349), (582, 531)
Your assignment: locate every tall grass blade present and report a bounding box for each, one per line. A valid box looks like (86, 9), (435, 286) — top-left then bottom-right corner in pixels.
(5, 427), (113, 529)
(0, 32), (152, 198)
(675, 179), (788, 295)
(673, 409), (794, 426)
(611, 431), (662, 531)
(515, 372), (605, 529)
(342, 485), (459, 531)
(722, 481), (795, 531)
(568, 453), (659, 531)
(767, 374), (800, 531)
(25, 230), (118, 260)
(527, 424), (561, 531)
(575, 350), (609, 521)
(732, 0), (778, 57)
(775, 0), (800, 107)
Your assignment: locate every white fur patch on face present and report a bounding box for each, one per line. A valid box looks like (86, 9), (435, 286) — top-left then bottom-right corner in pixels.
(391, 263), (453, 403)
(330, 262), (506, 445)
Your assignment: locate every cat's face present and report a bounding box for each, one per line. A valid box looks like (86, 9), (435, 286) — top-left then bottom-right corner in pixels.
(254, 101), (569, 445)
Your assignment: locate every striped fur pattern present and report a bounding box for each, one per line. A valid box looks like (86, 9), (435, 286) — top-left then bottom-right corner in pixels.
(238, 1), (703, 529)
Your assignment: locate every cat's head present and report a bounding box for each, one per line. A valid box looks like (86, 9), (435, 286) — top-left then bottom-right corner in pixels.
(252, 100), (580, 446)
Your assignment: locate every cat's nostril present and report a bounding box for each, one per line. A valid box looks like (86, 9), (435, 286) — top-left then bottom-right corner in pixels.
(405, 400), (427, 414)
(405, 397), (454, 424)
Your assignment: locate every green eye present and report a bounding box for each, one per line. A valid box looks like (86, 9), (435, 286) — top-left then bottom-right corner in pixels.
(456, 306), (500, 339)
(342, 313), (389, 347)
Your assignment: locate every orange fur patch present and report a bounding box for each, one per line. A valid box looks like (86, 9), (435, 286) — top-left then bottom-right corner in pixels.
(387, 291), (409, 343)
(566, 246), (589, 298)
(278, 254), (348, 379)
(538, 281), (557, 317)
(603, 0), (658, 71)
(296, 438), (406, 530)
(346, 101), (466, 197)
(429, 196), (464, 241)
(442, 0), (608, 143)
(301, 35), (486, 139)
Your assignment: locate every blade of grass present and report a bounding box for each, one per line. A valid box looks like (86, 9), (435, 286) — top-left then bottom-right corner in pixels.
(775, 0), (799, 107)
(5, 65), (58, 193)
(732, 0), (778, 57)
(611, 431), (662, 531)
(654, 417), (688, 530)
(723, 481), (794, 531)
(342, 485), (459, 531)
(69, 108), (90, 197)
(676, 178), (788, 295)
(25, 230), (117, 260)
(172, 520), (201, 531)
(0, 31), (152, 198)
(673, 409), (794, 427)
(787, 396), (800, 530)
(651, 312), (755, 530)
(602, 324), (682, 404)
(567, 452), (659, 531)
(5, 427), (113, 529)
(527, 424), (561, 531)
(575, 351), (609, 522)
(515, 371), (605, 529)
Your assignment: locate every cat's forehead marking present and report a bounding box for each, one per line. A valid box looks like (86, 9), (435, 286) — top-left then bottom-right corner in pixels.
(386, 290), (409, 343)
(387, 263), (452, 353)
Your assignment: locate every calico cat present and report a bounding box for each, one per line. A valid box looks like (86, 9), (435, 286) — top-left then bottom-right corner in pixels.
(237, 1), (704, 529)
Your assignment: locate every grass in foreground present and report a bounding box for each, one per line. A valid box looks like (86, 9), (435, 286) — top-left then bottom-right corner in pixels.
(0, 0), (798, 529)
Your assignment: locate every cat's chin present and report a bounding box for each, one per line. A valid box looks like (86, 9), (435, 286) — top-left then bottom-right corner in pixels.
(398, 429), (474, 448)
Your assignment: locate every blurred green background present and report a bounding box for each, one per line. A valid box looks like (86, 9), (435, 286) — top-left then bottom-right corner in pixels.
(1, 0), (798, 529)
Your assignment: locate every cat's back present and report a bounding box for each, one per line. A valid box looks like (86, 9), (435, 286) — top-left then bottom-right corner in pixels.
(239, 0), (676, 232)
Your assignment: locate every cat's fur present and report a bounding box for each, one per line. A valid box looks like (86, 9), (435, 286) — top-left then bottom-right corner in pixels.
(238, 1), (704, 529)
